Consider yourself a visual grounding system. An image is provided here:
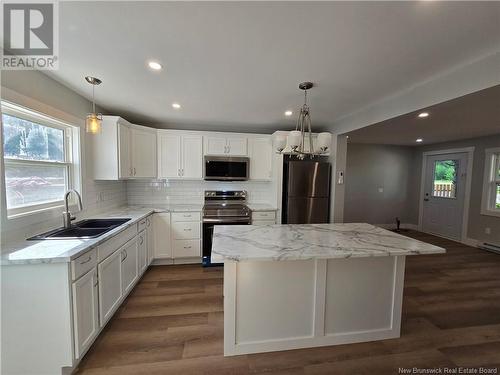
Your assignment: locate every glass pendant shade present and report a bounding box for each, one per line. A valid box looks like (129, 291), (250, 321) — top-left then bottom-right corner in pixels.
(274, 135), (287, 152)
(317, 132), (332, 151)
(288, 130), (302, 149)
(86, 113), (102, 134)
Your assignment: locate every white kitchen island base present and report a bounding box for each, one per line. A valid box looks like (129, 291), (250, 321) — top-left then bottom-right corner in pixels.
(223, 255), (406, 356)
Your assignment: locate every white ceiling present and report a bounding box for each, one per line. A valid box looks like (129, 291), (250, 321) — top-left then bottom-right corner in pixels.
(344, 84), (500, 146)
(48, 1), (500, 133)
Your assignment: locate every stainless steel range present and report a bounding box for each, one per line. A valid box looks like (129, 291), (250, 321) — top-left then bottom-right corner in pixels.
(202, 190), (251, 266)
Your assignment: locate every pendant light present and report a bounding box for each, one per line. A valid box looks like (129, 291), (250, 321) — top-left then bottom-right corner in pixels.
(275, 82), (332, 159)
(85, 76), (103, 134)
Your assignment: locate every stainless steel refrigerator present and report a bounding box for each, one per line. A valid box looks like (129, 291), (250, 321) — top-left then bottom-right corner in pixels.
(282, 157), (331, 224)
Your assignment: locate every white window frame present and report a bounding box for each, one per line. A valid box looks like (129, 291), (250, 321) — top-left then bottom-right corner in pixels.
(2, 101), (77, 218)
(481, 147), (500, 218)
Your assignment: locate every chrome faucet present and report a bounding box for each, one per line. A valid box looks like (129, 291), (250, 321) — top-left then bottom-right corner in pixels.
(63, 189), (83, 228)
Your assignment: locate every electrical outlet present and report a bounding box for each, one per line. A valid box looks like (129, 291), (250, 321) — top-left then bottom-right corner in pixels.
(378, 187), (384, 193)
(485, 227), (491, 235)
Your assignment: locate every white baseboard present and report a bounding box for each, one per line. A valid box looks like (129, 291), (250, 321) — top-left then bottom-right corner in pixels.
(151, 257), (201, 266)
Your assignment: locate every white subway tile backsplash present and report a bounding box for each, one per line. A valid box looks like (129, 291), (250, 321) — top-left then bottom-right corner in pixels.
(126, 180), (274, 206)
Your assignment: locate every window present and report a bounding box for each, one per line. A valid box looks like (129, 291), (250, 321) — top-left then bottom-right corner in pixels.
(481, 148), (500, 217)
(432, 159), (458, 199)
(2, 102), (76, 217)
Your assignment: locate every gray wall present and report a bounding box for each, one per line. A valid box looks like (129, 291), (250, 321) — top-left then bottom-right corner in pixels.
(415, 134), (500, 244)
(344, 143), (419, 226)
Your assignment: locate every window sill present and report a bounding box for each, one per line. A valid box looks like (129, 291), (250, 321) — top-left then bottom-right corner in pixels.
(480, 208), (500, 218)
(7, 203), (79, 221)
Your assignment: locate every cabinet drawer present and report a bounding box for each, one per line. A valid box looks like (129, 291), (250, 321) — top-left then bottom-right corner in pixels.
(171, 212), (201, 222)
(252, 211), (276, 220)
(137, 217), (147, 232)
(98, 225), (137, 262)
(172, 221), (200, 240)
(252, 220), (276, 226)
(173, 240), (200, 258)
(72, 248), (98, 281)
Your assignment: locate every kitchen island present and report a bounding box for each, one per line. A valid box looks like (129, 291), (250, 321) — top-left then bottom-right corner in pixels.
(212, 223), (445, 356)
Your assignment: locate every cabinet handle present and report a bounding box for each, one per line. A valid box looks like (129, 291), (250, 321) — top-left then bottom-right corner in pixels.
(181, 169), (184, 176)
(121, 250), (128, 262)
(183, 246), (192, 249)
(183, 228), (192, 231)
(133, 167), (137, 176)
(183, 214), (191, 217)
(139, 236), (144, 245)
(146, 218), (151, 227)
(79, 256), (92, 265)
(94, 275), (99, 287)
(178, 168), (181, 177)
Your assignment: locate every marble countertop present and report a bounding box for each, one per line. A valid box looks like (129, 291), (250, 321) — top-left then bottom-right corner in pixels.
(1, 207), (157, 265)
(211, 223), (445, 262)
(247, 203), (278, 211)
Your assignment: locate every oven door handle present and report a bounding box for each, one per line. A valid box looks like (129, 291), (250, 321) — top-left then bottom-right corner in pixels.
(202, 218), (251, 224)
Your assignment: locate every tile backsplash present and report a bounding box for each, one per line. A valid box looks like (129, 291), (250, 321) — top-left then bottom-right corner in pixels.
(127, 180), (276, 206)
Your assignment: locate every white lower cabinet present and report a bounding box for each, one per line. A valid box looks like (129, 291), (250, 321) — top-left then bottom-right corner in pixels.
(154, 213), (172, 258)
(72, 268), (99, 359)
(121, 238), (139, 295)
(146, 215), (154, 264)
(138, 230), (148, 274)
(98, 248), (123, 326)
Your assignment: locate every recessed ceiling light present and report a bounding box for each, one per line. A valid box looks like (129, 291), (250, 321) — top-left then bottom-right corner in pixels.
(416, 138), (423, 143)
(147, 61), (162, 71)
(346, 135), (349, 139)
(418, 112), (429, 118)
(285, 110), (293, 116)
(172, 103), (181, 109)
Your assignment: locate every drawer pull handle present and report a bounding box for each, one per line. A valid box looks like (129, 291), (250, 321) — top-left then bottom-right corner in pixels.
(140, 220), (146, 225)
(183, 246), (192, 249)
(183, 214), (191, 217)
(79, 256), (92, 265)
(183, 228), (192, 231)
(121, 250), (128, 262)
(139, 236), (144, 245)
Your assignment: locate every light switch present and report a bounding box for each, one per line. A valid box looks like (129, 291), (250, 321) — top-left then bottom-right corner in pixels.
(378, 187), (384, 193)
(337, 171), (344, 185)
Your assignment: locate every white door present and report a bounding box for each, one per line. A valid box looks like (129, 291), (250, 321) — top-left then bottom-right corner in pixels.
(249, 137), (272, 180)
(121, 238), (138, 295)
(422, 152), (468, 240)
(132, 128), (156, 178)
(146, 215), (154, 265)
(205, 136), (227, 155)
(227, 137), (248, 156)
(98, 249), (122, 326)
(182, 135), (203, 179)
(118, 124), (132, 178)
(137, 230), (147, 274)
(72, 268), (99, 359)
(158, 133), (181, 178)
(154, 213), (172, 258)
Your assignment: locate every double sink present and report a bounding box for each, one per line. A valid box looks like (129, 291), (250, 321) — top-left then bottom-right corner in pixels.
(28, 218), (131, 240)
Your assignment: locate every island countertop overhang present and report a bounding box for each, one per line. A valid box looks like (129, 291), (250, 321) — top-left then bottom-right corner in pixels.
(211, 223), (446, 262)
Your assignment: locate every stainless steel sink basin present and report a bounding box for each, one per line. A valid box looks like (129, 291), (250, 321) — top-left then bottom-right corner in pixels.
(27, 218), (131, 240)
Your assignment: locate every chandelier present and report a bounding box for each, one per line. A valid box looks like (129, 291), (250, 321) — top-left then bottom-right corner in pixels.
(274, 82), (332, 159)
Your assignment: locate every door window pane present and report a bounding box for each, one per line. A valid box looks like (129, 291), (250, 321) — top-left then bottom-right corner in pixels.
(5, 163), (67, 209)
(2, 113), (65, 162)
(432, 160), (458, 198)
(496, 184), (500, 209)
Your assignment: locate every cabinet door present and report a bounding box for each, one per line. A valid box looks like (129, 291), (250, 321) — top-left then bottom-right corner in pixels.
(158, 133), (181, 178)
(146, 215), (154, 265)
(205, 136), (227, 155)
(137, 230), (147, 274)
(98, 249), (122, 326)
(72, 268), (99, 359)
(118, 123), (132, 178)
(121, 238), (138, 295)
(154, 213), (172, 258)
(182, 135), (203, 179)
(249, 137), (272, 180)
(227, 137), (248, 156)
(132, 128), (157, 178)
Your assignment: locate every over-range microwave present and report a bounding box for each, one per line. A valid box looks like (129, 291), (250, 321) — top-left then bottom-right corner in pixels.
(204, 156), (249, 181)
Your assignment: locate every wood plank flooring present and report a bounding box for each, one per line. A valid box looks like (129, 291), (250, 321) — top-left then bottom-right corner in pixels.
(75, 231), (500, 374)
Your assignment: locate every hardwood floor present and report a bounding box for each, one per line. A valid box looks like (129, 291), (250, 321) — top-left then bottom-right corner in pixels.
(75, 231), (500, 374)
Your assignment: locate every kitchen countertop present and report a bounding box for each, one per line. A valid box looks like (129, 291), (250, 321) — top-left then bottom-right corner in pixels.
(211, 223), (445, 262)
(247, 203), (278, 211)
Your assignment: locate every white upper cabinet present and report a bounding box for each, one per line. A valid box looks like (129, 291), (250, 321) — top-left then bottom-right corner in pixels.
(91, 116), (157, 180)
(249, 136), (272, 180)
(204, 135), (247, 156)
(131, 127), (157, 178)
(158, 130), (203, 179)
